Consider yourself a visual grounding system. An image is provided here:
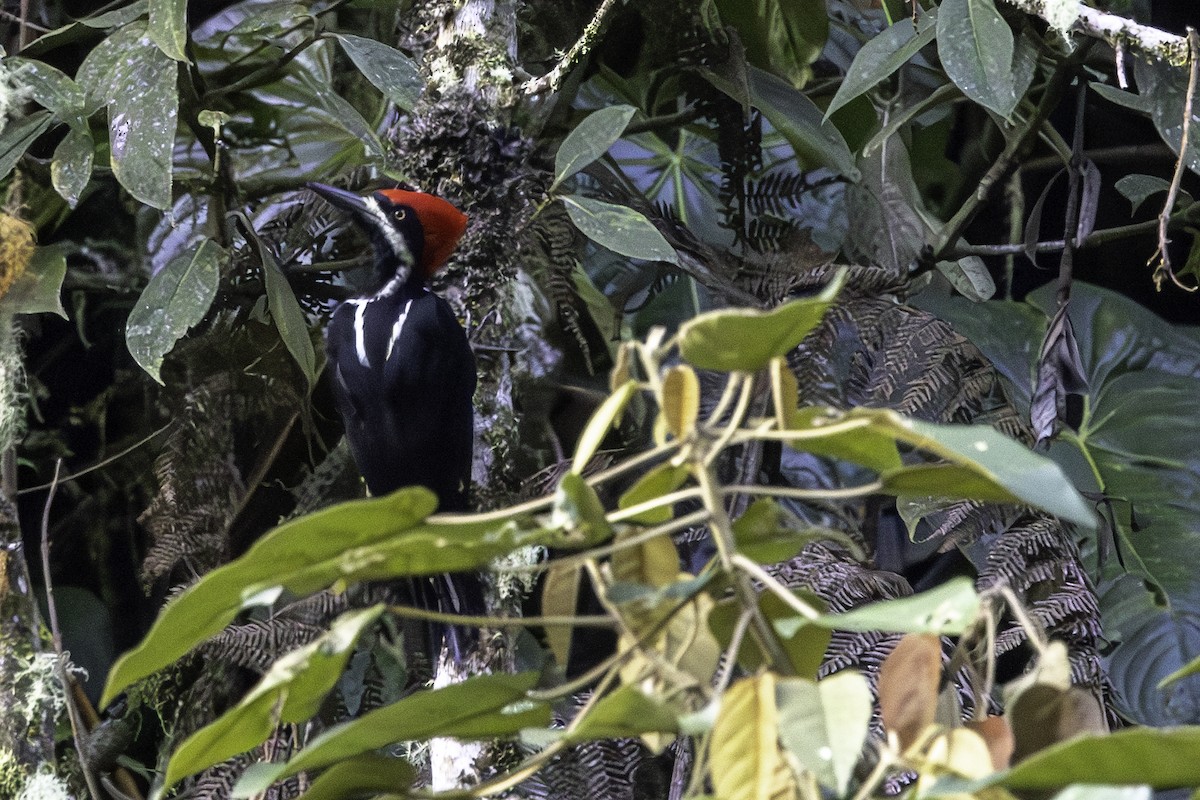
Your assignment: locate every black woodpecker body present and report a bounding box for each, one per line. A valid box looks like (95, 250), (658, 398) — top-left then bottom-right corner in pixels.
(308, 183), (482, 650)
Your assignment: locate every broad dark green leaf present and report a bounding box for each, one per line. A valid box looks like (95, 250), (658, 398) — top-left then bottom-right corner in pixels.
(334, 34), (423, 111)
(936, 256), (995, 302)
(677, 270), (845, 371)
(561, 195), (679, 264)
(1115, 173), (1175, 214)
(1088, 81), (1154, 115)
(826, 12), (938, 119)
(1135, 58), (1200, 175)
(776, 673), (871, 794)
(52, 127), (94, 208)
(163, 606), (384, 792)
(715, 0), (827, 89)
(77, 22), (178, 209)
(776, 577), (980, 637)
(9, 59), (87, 130)
(257, 238), (317, 388)
(81, 0), (149, 28)
(149, 0), (188, 61)
(125, 238), (222, 384)
(936, 0), (1019, 117)
(4, 245), (68, 318)
(914, 281), (1200, 725)
(553, 105), (637, 190)
(747, 67), (858, 179)
(0, 112), (53, 181)
(236, 672), (547, 793)
(565, 686), (680, 743)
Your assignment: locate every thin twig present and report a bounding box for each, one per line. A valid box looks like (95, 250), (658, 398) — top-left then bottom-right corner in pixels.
(18, 423), (173, 495)
(1149, 28), (1200, 292)
(40, 462), (106, 800)
(387, 604), (616, 628)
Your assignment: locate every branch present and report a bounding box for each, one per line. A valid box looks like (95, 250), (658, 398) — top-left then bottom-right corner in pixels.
(999, 0), (1187, 64)
(522, 0), (622, 95)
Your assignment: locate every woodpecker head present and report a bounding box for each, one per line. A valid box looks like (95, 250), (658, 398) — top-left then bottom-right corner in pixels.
(307, 183), (468, 289)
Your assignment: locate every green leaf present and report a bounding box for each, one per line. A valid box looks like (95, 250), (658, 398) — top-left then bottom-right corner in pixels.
(4, 246), (67, 318)
(931, 726), (1200, 794)
(102, 488), (438, 704)
(618, 462), (690, 525)
(51, 127), (94, 208)
(776, 576), (980, 637)
(714, 0), (827, 89)
(163, 606), (384, 792)
(286, 754), (414, 800)
(776, 672), (872, 794)
(257, 239), (316, 388)
(826, 12), (938, 119)
(125, 238), (222, 384)
(1088, 81), (1154, 115)
(9, 59), (88, 130)
(81, 0), (149, 29)
(553, 105), (637, 191)
(562, 195), (679, 264)
(936, 256), (995, 301)
(678, 269), (845, 372)
(553, 472), (614, 548)
(1115, 174), (1176, 215)
(148, 0), (188, 61)
(0, 112), (53, 181)
(572, 379), (637, 473)
(787, 406), (903, 473)
(77, 22), (178, 209)
(914, 281), (1200, 725)
(710, 674), (791, 800)
(1049, 788), (1150, 800)
(881, 414), (1098, 529)
(236, 672), (548, 793)
(747, 67), (858, 179)
(710, 591), (830, 678)
(565, 686), (680, 743)
(936, 0), (1019, 117)
(333, 34), (423, 111)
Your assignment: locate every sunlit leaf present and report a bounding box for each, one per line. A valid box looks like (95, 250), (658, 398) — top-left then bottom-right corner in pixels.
(777, 672), (871, 794)
(565, 686), (680, 743)
(661, 365), (700, 438)
(775, 577), (980, 637)
(618, 462), (690, 525)
(678, 270), (844, 372)
(163, 606), (385, 791)
(710, 674), (795, 800)
(572, 379), (636, 473)
(236, 672), (547, 794)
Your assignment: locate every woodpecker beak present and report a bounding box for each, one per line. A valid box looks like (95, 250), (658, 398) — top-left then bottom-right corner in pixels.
(306, 182), (370, 219)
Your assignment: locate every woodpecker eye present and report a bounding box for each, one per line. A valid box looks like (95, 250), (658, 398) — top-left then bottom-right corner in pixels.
(393, 209), (407, 221)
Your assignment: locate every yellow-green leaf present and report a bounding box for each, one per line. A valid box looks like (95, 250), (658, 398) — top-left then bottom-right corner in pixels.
(679, 269), (845, 372)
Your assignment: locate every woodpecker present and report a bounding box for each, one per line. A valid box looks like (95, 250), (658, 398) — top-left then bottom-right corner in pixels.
(308, 182), (482, 652)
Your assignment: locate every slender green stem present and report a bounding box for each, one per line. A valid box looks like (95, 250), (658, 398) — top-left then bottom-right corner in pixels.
(386, 605), (617, 628)
(731, 554), (821, 621)
(722, 480), (883, 502)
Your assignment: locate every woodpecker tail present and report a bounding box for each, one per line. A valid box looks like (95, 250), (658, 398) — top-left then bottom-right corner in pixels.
(403, 571), (486, 664)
